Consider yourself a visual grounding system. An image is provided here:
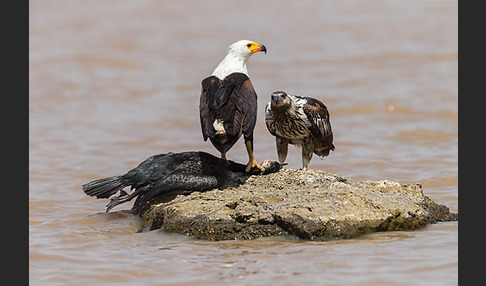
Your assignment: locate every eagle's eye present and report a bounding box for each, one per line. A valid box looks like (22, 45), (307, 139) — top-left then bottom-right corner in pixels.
(247, 43), (252, 48)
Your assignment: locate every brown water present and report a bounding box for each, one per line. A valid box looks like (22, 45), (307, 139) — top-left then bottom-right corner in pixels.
(30, 0), (458, 285)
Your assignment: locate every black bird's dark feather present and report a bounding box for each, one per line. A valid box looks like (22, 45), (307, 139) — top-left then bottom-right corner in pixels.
(82, 151), (282, 214)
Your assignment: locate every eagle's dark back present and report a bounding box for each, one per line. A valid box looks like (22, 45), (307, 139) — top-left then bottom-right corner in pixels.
(199, 72), (258, 154)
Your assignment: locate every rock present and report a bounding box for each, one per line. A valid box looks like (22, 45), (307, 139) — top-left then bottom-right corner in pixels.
(139, 169), (458, 241)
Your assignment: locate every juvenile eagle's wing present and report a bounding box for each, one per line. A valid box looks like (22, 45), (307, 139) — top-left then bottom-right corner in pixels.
(302, 97), (333, 142)
(264, 103), (277, 137)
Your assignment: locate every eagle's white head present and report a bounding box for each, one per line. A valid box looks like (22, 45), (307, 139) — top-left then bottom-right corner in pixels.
(212, 40), (266, 80)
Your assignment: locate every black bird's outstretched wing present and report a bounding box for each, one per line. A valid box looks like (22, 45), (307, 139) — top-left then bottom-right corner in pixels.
(83, 151), (283, 213)
(82, 153), (173, 199)
(84, 152), (248, 213)
(199, 73), (258, 154)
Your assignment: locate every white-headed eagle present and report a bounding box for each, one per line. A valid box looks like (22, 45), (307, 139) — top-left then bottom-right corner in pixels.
(264, 91), (335, 171)
(199, 40), (267, 173)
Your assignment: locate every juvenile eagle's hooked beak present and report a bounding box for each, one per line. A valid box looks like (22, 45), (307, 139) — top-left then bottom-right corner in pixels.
(271, 91), (288, 106)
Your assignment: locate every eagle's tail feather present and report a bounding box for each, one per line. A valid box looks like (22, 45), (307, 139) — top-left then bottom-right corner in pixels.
(314, 144), (335, 157)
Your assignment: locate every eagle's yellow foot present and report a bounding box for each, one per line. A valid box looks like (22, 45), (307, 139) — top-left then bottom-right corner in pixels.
(246, 159), (265, 173)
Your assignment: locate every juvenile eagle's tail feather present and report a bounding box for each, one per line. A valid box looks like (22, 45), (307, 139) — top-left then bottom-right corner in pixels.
(82, 176), (126, 199)
(313, 144), (335, 157)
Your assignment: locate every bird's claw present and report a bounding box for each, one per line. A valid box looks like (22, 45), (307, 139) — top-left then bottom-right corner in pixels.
(246, 159), (265, 174)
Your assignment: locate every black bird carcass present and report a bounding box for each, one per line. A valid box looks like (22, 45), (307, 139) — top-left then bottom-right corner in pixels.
(82, 151), (283, 214)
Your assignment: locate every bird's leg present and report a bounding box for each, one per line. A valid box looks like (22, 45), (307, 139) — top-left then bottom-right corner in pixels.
(245, 138), (265, 173)
(301, 138), (314, 171)
(221, 152), (227, 161)
(276, 136), (289, 164)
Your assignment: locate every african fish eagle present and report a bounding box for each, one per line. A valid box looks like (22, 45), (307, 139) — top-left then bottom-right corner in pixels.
(264, 91), (335, 171)
(199, 40), (267, 173)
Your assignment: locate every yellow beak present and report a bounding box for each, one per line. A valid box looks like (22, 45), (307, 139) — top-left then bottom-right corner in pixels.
(249, 43), (267, 54)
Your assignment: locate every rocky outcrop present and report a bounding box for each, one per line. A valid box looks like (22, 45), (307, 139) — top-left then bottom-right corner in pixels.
(139, 169), (457, 241)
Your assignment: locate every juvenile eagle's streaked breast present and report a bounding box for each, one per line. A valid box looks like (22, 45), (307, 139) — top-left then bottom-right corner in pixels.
(265, 95), (311, 140)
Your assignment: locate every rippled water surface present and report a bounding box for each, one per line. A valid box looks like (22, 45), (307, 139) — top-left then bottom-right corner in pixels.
(30, 1), (458, 285)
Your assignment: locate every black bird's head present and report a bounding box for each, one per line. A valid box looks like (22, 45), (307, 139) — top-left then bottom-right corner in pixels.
(260, 160), (287, 175)
(246, 160), (286, 175)
(270, 91), (291, 108)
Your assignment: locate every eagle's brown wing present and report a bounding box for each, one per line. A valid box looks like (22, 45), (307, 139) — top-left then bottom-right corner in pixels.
(302, 97), (334, 145)
(199, 73), (258, 154)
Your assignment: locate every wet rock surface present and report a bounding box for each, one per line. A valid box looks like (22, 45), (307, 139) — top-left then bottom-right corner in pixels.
(139, 169), (458, 241)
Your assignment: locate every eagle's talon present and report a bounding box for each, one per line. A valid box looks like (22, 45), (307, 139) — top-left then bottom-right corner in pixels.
(246, 160), (265, 174)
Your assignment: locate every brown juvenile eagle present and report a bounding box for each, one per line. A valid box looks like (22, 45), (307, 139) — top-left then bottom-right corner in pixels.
(264, 91), (335, 171)
(199, 40), (267, 173)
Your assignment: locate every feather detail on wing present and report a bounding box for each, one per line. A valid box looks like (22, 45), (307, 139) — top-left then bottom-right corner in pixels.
(302, 98), (333, 141)
(199, 73), (258, 150)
